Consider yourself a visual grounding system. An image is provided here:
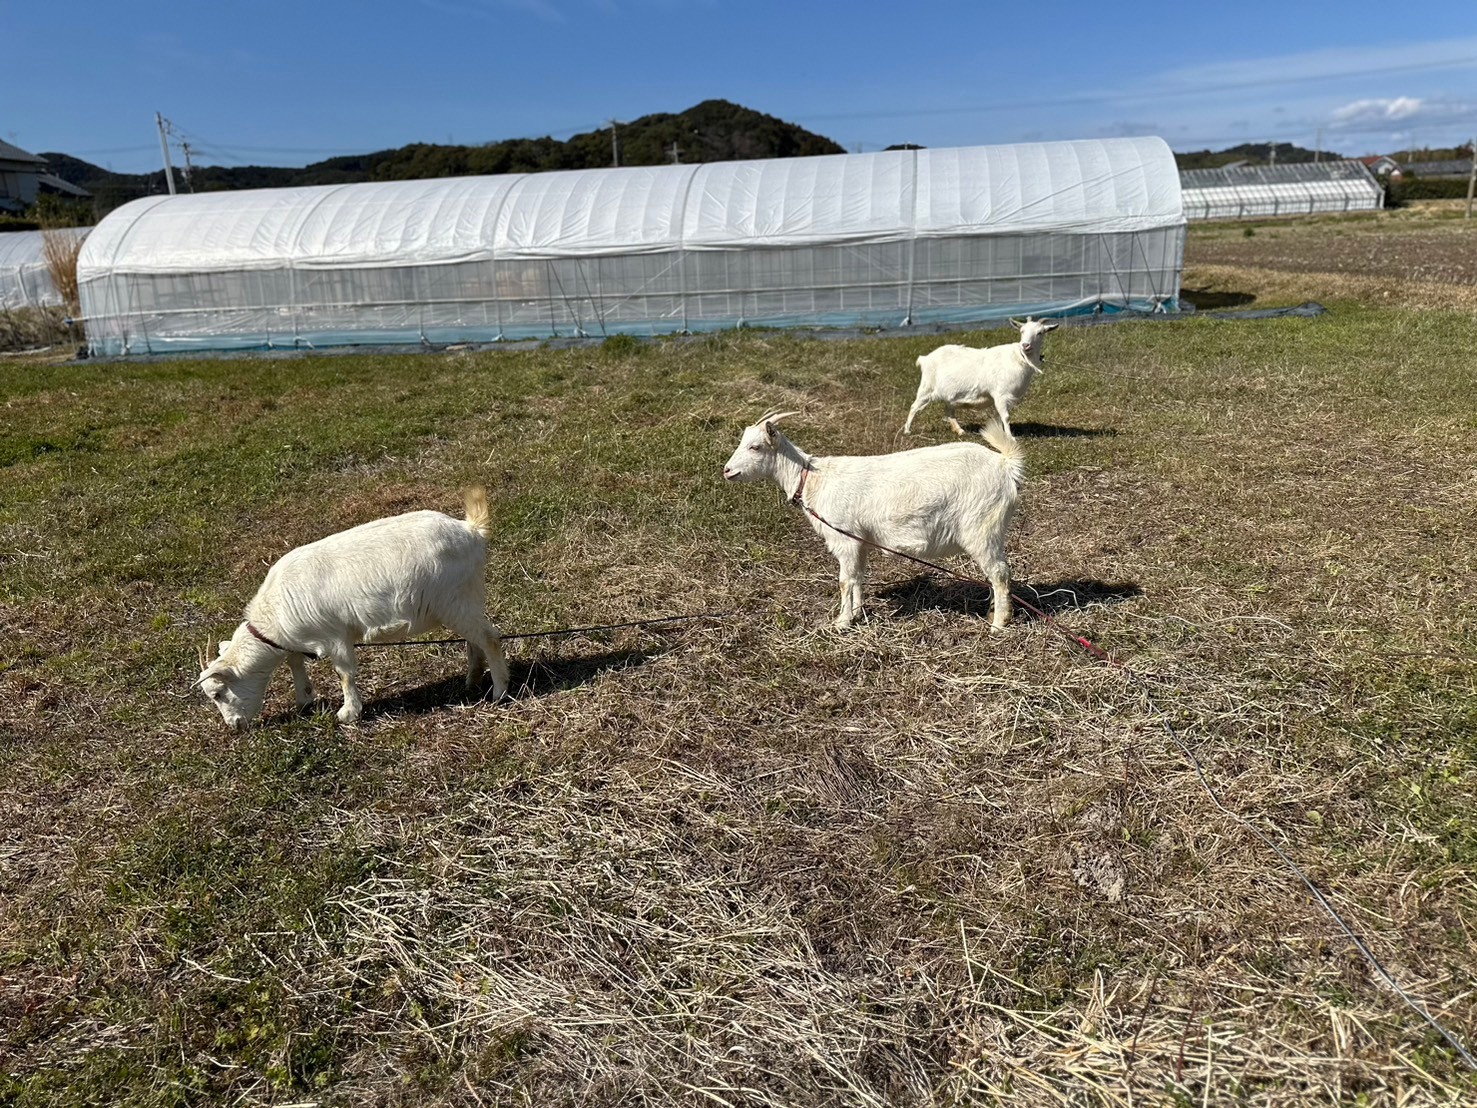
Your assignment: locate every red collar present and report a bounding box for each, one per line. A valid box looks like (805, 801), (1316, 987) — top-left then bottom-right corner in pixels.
(789, 465), (812, 508)
(247, 621), (290, 653)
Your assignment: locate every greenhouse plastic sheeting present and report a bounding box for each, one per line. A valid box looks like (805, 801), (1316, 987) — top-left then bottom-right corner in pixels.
(79, 138), (1185, 354)
(1180, 160), (1383, 221)
(0, 229), (89, 310)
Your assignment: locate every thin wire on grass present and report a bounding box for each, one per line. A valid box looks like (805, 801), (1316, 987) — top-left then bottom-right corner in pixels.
(1121, 664), (1477, 1070)
(795, 493), (1477, 1071)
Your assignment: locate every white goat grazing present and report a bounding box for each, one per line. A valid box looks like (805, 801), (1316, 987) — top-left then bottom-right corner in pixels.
(195, 488), (509, 729)
(902, 317), (1060, 436)
(723, 412), (1024, 631)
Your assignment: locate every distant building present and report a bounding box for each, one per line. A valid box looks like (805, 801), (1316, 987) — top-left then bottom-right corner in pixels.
(1358, 155), (1402, 181)
(0, 138), (92, 214)
(1401, 158), (1473, 180)
(1180, 160), (1384, 220)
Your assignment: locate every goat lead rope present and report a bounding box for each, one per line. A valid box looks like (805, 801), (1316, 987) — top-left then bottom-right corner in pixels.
(352, 610), (732, 651)
(791, 492), (1477, 1070)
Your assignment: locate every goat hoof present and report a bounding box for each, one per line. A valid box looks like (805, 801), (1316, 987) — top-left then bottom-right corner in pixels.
(336, 706), (363, 724)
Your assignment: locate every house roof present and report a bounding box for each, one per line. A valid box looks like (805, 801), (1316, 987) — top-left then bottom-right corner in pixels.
(0, 138), (47, 165)
(37, 173), (90, 198)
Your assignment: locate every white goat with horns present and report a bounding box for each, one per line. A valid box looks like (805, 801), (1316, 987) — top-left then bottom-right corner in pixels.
(723, 411), (1024, 631)
(195, 488), (510, 729)
(902, 317), (1060, 436)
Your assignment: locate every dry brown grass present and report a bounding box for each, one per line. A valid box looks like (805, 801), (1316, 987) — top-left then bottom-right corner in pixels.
(1182, 262), (1477, 313)
(1, 299), (1475, 1104)
(1184, 203), (1477, 312)
(38, 226), (83, 320)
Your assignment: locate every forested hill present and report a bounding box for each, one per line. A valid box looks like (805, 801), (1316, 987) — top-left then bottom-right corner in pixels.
(41, 100), (847, 215)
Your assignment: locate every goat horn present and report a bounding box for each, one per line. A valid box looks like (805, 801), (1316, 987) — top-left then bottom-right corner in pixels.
(761, 410), (800, 426)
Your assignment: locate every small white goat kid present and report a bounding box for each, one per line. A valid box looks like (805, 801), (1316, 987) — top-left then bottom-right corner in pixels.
(723, 412), (1023, 631)
(196, 488), (509, 729)
(902, 317), (1060, 436)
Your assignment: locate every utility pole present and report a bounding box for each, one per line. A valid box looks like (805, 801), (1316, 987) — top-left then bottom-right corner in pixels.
(155, 111), (178, 195)
(669, 140), (681, 165)
(1268, 141), (1277, 167)
(180, 140), (196, 193)
(1466, 137), (1476, 220)
(606, 119), (621, 168)
(1313, 128), (1323, 164)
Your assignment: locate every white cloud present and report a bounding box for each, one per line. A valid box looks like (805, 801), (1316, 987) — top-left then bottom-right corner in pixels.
(1327, 95), (1474, 132)
(1331, 96), (1425, 124)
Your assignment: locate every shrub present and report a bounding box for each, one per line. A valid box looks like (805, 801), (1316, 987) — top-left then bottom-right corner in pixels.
(600, 332), (644, 358)
(1381, 172), (1474, 206)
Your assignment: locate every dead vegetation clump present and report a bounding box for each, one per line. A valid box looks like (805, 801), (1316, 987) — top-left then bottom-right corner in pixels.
(0, 304), (73, 353)
(38, 226), (83, 319)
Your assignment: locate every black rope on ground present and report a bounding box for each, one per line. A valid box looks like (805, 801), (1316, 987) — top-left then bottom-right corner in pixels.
(352, 610), (732, 650)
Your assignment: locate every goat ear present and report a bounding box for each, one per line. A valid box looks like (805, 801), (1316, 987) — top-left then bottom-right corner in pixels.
(1043, 320), (1059, 331)
(761, 410), (799, 439)
(1009, 317), (1023, 330)
(218, 639), (233, 659)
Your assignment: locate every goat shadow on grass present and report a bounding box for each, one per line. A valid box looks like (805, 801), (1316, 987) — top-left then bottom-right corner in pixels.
(1006, 421), (1118, 440)
(879, 576), (1143, 623)
(1179, 286), (1255, 311)
(266, 646), (660, 725)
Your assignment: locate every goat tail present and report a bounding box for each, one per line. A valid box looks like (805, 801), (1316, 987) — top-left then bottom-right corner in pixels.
(978, 420), (1025, 489)
(462, 485), (492, 539)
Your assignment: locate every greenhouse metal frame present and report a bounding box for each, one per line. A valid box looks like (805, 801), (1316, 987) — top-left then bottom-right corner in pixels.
(79, 138), (1185, 355)
(1179, 160), (1384, 221)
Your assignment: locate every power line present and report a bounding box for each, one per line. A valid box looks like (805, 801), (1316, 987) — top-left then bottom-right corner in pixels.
(793, 53), (1477, 126)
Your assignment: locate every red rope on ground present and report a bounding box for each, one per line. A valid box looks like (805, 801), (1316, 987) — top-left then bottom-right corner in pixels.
(792, 492), (1477, 1070)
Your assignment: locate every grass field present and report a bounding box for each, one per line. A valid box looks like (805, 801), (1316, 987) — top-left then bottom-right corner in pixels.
(3, 216), (1476, 1105)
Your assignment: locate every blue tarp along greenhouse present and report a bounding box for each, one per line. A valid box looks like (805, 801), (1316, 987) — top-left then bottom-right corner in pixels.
(78, 137), (1186, 355)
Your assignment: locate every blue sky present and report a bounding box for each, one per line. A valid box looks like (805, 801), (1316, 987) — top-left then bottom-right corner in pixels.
(7, 1), (1475, 172)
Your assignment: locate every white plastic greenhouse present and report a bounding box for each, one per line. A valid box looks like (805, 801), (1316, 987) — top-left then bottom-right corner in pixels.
(1180, 160), (1384, 221)
(0, 229), (89, 310)
(78, 137), (1185, 355)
